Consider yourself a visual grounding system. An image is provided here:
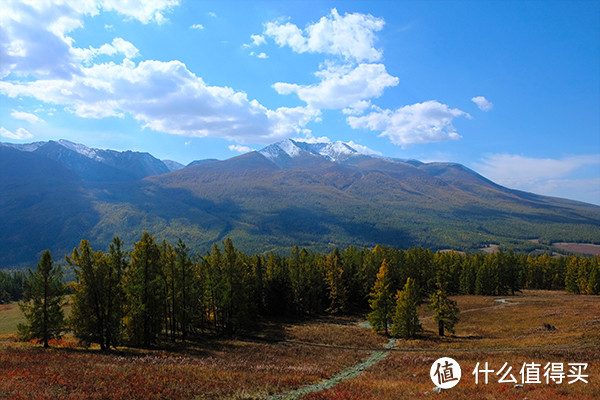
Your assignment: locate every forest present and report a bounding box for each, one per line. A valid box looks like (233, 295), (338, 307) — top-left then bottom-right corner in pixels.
(4, 232), (600, 350)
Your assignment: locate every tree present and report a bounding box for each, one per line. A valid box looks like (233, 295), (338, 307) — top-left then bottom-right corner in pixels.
(391, 277), (422, 339)
(18, 250), (65, 348)
(429, 288), (459, 336)
(368, 260), (395, 335)
(68, 238), (127, 350)
(124, 232), (164, 346)
(325, 249), (349, 313)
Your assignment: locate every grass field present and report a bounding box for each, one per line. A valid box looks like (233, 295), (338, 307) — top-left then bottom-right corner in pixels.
(0, 290), (598, 399)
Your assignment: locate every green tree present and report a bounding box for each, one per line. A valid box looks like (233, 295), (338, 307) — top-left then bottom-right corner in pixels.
(18, 250), (65, 348)
(325, 248), (349, 313)
(367, 260), (395, 335)
(68, 238), (127, 350)
(124, 232), (164, 346)
(429, 288), (459, 336)
(391, 277), (422, 339)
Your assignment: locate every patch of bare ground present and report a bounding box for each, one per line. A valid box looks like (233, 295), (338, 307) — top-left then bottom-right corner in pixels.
(553, 242), (600, 256)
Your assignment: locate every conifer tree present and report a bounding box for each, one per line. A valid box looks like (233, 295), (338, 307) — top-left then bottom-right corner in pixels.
(124, 232), (164, 346)
(368, 260), (394, 335)
(174, 239), (196, 340)
(391, 277), (422, 339)
(68, 238), (127, 350)
(325, 249), (349, 313)
(18, 250), (65, 348)
(429, 288), (459, 336)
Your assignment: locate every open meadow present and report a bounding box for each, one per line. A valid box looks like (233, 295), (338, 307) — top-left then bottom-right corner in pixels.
(1, 290), (598, 399)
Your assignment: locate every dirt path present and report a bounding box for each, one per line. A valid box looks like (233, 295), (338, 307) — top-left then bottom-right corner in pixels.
(263, 296), (573, 399)
(264, 338), (396, 400)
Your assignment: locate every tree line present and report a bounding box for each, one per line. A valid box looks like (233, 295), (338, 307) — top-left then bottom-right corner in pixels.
(15, 233), (600, 349)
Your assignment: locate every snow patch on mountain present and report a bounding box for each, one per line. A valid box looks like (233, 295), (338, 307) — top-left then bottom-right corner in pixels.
(57, 139), (105, 162)
(259, 139), (363, 164)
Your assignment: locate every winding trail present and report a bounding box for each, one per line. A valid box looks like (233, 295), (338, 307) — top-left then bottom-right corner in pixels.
(264, 297), (523, 399)
(265, 338), (396, 400)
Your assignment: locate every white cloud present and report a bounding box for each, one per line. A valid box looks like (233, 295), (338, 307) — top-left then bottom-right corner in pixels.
(244, 34), (266, 48)
(11, 110), (45, 124)
(264, 8), (385, 62)
(207, 11), (217, 18)
(474, 154), (600, 188)
(474, 154), (600, 204)
(0, 0), (176, 79)
(0, 126), (33, 140)
(273, 63), (398, 110)
(74, 38), (140, 63)
(96, 0), (179, 25)
(228, 144), (255, 153)
(190, 24), (204, 30)
(345, 140), (382, 156)
(0, 59), (320, 144)
(0, 1), (321, 144)
(347, 101), (470, 147)
(250, 51), (269, 59)
(471, 95), (494, 112)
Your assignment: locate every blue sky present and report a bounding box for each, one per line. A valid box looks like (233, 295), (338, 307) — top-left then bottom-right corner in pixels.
(1, 0), (599, 204)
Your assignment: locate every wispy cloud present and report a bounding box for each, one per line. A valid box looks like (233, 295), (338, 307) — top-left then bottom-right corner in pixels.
(474, 153), (600, 204)
(471, 96), (493, 112)
(11, 110), (45, 124)
(0, 126), (33, 140)
(228, 144), (255, 153)
(190, 24), (204, 30)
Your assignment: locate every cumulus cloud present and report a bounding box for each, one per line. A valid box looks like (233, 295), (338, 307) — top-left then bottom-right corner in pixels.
(74, 38), (140, 64)
(264, 8), (384, 62)
(0, 1), (321, 144)
(471, 95), (493, 112)
(273, 63), (398, 111)
(0, 126), (33, 139)
(0, 0), (176, 79)
(474, 153), (600, 204)
(1, 58), (321, 143)
(244, 34), (266, 48)
(190, 24), (204, 30)
(11, 110), (45, 124)
(228, 144), (255, 153)
(347, 101), (470, 147)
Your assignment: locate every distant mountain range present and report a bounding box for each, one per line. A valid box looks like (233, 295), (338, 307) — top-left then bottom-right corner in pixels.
(1, 139), (599, 268)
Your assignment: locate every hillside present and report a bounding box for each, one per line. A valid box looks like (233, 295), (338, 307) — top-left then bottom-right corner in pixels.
(1, 139), (599, 268)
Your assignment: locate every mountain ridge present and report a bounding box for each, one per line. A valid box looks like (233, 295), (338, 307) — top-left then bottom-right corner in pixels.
(1, 139), (599, 268)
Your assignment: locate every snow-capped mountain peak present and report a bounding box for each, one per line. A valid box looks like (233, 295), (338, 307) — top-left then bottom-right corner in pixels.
(259, 139), (363, 165)
(57, 139), (104, 162)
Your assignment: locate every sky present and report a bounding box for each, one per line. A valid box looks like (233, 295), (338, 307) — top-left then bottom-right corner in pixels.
(1, 0), (599, 205)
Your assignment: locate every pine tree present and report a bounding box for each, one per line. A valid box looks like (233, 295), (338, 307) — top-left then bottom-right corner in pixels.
(368, 260), (394, 335)
(325, 249), (349, 313)
(391, 277), (422, 339)
(18, 250), (65, 348)
(68, 238), (127, 350)
(429, 288), (459, 336)
(124, 232), (164, 346)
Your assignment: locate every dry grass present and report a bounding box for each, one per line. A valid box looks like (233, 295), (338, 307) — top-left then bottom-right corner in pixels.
(0, 290), (598, 399)
(301, 290), (600, 400)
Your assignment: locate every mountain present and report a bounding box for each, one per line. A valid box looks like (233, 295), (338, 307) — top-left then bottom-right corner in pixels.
(162, 160), (185, 171)
(1, 139), (599, 268)
(1, 140), (170, 180)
